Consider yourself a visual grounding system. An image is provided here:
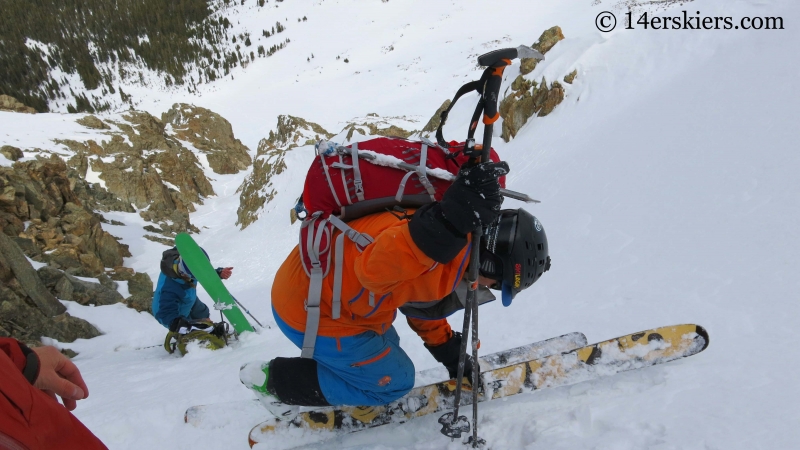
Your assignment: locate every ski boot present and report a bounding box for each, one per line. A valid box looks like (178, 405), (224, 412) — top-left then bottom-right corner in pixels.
(239, 360), (299, 421)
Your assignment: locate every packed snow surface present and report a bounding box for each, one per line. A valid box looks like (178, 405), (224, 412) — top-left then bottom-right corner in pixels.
(4, 0), (799, 448)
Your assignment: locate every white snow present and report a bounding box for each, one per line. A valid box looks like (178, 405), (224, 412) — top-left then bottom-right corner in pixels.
(85, 161), (107, 190)
(3, 0), (799, 449)
(26, 257), (48, 270)
(239, 361), (268, 389)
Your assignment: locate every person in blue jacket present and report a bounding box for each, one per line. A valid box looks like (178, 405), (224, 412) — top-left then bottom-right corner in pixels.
(152, 247), (233, 334)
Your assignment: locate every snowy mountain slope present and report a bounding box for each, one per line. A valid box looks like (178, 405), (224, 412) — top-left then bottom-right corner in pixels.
(4, 0), (799, 448)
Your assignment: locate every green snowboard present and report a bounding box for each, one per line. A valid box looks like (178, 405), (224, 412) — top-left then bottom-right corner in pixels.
(175, 233), (254, 334)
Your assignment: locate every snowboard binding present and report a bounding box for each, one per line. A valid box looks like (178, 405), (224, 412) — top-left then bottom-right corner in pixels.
(163, 321), (231, 355)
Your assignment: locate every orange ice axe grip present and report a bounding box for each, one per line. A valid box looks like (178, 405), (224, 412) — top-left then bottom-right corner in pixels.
(482, 59), (510, 125)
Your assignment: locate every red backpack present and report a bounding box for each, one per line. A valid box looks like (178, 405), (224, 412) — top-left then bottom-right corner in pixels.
(293, 136), (504, 358)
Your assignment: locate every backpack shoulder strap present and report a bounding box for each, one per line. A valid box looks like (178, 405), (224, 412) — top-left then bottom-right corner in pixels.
(301, 215), (374, 359)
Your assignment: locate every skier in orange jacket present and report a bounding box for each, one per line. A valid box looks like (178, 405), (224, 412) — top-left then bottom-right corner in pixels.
(240, 161), (551, 417)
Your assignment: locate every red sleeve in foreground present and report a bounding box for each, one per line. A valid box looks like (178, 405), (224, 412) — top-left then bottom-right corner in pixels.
(0, 337), (28, 373)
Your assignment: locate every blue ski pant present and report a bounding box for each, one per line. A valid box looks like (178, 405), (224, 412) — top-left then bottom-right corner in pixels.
(273, 308), (415, 406)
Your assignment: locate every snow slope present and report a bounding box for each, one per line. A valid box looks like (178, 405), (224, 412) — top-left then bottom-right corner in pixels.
(4, 0), (799, 448)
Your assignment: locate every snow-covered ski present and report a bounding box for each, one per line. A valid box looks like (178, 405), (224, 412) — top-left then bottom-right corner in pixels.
(184, 331), (587, 427)
(247, 324), (708, 449)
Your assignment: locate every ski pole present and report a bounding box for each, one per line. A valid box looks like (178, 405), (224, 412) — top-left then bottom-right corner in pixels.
(441, 45), (542, 448)
(466, 49), (514, 449)
(232, 296), (268, 329)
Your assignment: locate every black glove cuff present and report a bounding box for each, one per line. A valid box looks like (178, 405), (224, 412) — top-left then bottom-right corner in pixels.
(18, 342), (40, 385)
(425, 332), (474, 380)
(408, 203), (468, 264)
(267, 357), (331, 407)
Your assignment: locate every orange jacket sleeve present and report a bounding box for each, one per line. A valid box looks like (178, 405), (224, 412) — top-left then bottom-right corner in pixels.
(406, 316), (453, 346)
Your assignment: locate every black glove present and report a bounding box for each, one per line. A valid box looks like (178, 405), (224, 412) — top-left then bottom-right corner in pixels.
(425, 332), (475, 383)
(169, 317), (213, 334)
(169, 317), (191, 333)
(408, 161), (508, 264)
(440, 161), (508, 235)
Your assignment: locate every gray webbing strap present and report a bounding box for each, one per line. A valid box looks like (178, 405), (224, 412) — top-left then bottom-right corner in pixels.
(328, 216), (374, 249)
(301, 217), (330, 359)
(330, 160), (354, 204)
(369, 292), (375, 307)
(338, 155), (353, 205)
(417, 144), (437, 200)
(301, 265), (323, 358)
(302, 216), (375, 358)
(312, 219), (329, 270)
(393, 144), (436, 202)
(331, 232), (345, 320)
(350, 142), (365, 201)
(299, 213), (320, 277)
(328, 216), (374, 320)
(395, 170), (416, 202)
(319, 153), (342, 208)
(420, 135), (440, 149)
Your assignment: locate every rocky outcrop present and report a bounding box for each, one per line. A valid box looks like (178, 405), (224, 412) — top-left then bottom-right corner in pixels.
(500, 77), (565, 141)
(0, 232), (65, 316)
(68, 174), (137, 214)
(342, 114), (413, 141)
(0, 95), (36, 114)
(76, 115), (110, 130)
(0, 104), (256, 349)
(268, 115), (333, 150)
(499, 26), (569, 142)
(162, 103), (252, 174)
(113, 268), (155, 313)
(37, 266), (124, 306)
(520, 26), (565, 76)
(0, 156), (131, 277)
(62, 110), (218, 237)
(1, 146), (24, 161)
(0, 283), (102, 349)
(0, 233), (101, 349)
(0, 155), (156, 348)
(420, 100), (452, 136)
(237, 115), (332, 229)
(564, 70), (578, 84)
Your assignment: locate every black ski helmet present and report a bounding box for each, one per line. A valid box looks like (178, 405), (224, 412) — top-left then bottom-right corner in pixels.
(480, 208), (551, 306)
